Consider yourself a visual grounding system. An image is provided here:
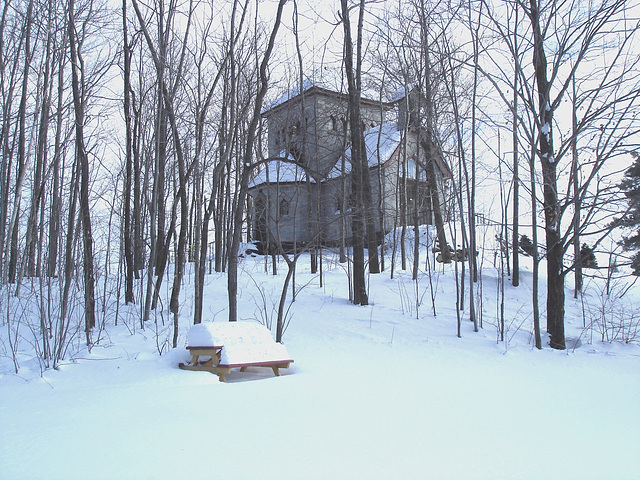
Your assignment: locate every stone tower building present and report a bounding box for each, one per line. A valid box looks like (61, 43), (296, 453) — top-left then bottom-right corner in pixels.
(248, 79), (451, 252)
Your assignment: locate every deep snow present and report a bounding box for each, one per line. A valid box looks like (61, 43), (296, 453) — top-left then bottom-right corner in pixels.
(1, 240), (639, 480)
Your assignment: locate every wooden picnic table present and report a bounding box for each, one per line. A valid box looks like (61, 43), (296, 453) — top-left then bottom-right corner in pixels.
(179, 344), (293, 382)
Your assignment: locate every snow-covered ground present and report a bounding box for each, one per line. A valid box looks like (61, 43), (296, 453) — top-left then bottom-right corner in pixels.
(1, 234), (639, 480)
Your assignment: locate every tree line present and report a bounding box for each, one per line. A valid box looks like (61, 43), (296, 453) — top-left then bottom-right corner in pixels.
(0, 0), (638, 371)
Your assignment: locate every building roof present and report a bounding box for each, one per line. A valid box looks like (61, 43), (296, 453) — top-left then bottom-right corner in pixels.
(262, 73), (393, 115)
(325, 122), (403, 179)
(262, 77), (332, 114)
(389, 84), (416, 103)
(248, 150), (315, 189)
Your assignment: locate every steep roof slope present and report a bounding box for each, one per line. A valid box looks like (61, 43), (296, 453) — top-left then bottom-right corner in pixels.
(325, 122), (403, 179)
(248, 151), (315, 188)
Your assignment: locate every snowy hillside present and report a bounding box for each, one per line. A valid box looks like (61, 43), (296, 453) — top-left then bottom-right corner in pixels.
(1, 227), (639, 480)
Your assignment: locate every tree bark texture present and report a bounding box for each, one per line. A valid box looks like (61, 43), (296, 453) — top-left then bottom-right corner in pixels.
(529, 0), (565, 349)
(341, 0), (369, 305)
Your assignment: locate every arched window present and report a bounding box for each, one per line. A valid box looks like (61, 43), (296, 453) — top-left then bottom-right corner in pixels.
(279, 197), (290, 217)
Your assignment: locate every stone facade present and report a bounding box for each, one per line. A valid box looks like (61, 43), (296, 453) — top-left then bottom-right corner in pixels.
(248, 81), (450, 252)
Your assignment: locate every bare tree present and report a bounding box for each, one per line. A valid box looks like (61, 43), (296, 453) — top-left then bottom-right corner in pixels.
(47, 11), (68, 280)
(194, 0), (249, 324)
(227, 0), (287, 322)
(479, 0), (640, 349)
(122, 0), (136, 304)
(510, 4), (520, 288)
(340, 0), (369, 305)
(68, 0), (97, 337)
(7, 0), (35, 285)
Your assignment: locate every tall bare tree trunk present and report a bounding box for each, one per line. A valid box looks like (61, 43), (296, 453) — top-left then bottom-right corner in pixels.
(417, 0), (449, 264)
(8, 0), (35, 285)
(442, 41), (477, 331)
(356, 3), (380, 276)
(468, 0), (480, 283)
(227, 0), (287, 321)
(25, 1), (54, 279)
(341, 0), (369, 305)
(529, 0), (565, 350)
(122, 0), (135, 304)
(511, 6), (520, 288)
(571, 78), (582, 297)
(48, 29), (67, 278)
(0, 0), (15, 282)
(194, 0), (247, 322)
(69, 0), (96, 336)
(57, 159), (79, 364)
(529, 144), (542, 349)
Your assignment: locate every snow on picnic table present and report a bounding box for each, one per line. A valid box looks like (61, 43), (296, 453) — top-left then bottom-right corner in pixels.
(187, 321), (291, 365)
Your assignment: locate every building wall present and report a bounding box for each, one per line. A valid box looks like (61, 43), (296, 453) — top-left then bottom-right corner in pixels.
(251, 183), (313, 248)
(320, 168), (387, 245)
(265, 88), (385, 179)
(376, 133), (446, 235)
(253, 86), (447, 250)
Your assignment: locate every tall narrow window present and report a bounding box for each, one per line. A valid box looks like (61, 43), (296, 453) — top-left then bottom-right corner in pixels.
(255, 195), (268, 243)
(279, 197), (290, 217)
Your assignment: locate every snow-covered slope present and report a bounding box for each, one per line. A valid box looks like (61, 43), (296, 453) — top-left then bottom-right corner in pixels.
(1, 233), (639, 480)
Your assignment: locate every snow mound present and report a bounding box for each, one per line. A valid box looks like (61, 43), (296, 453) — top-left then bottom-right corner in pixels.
(187, 321), (291, 366)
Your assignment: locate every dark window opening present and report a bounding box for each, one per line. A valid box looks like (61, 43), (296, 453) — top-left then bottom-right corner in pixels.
(279, 197), (290, 217)
(255, 195), (268, 244)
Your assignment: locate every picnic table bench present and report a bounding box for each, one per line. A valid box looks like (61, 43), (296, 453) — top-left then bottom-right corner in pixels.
(178, 322), (293, 382)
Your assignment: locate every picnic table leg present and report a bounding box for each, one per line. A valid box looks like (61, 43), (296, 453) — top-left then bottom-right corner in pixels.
(271, 366), (281, 376)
